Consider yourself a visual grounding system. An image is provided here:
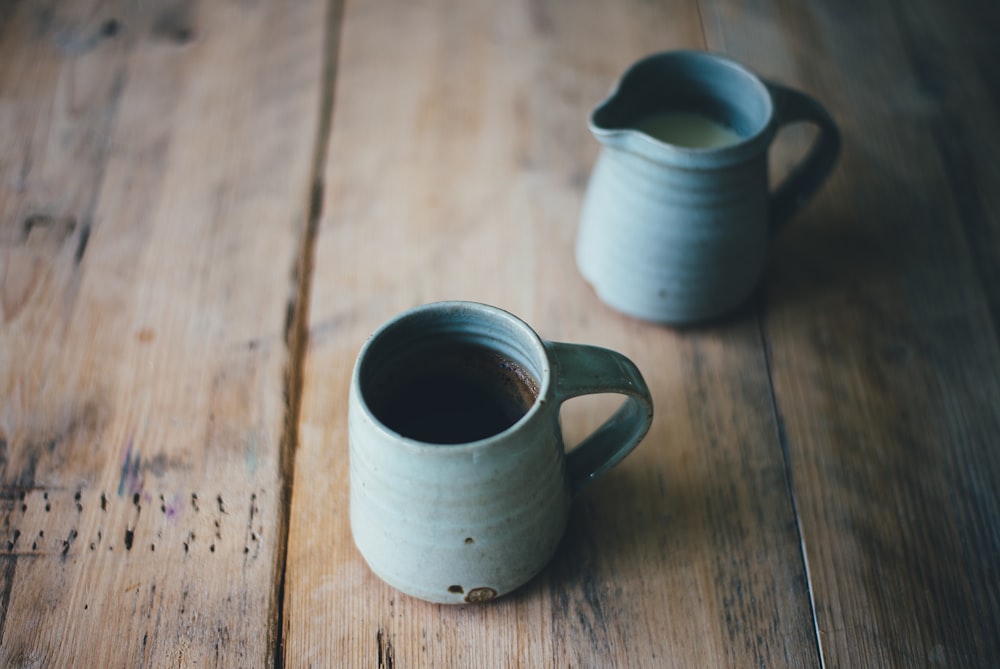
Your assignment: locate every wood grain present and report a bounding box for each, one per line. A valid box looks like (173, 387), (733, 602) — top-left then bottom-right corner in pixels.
(284, 0), (818, 666)
(0, 0), (325, 665)
(704, 0), (1000, 666)
(3, 0), (997, 666)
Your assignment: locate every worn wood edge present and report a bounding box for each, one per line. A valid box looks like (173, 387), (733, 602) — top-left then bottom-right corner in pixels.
(1, 0), (332, 664)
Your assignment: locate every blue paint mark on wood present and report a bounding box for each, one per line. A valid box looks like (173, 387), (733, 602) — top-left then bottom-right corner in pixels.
(117, 436), (143, 498)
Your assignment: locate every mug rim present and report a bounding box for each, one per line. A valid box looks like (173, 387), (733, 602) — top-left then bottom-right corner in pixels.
(351, 301), (552, 451)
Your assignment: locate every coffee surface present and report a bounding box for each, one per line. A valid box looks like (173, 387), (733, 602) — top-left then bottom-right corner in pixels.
(366, 342), (539, 444)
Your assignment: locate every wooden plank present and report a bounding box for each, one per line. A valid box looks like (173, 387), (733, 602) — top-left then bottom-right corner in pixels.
(285, 0), (819, 666)
(0, 0), (326, 665)
(704, 0), (1000, 665)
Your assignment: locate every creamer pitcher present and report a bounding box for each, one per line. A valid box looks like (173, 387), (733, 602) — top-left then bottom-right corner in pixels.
(576, 50), (840, 324)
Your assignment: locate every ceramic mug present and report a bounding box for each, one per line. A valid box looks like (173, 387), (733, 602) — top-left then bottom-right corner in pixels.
(349, 301), (653, 604)
(576, 50), (840, 324)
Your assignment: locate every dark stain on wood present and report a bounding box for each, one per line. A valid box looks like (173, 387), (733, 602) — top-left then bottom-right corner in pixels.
(1, 399), (110, 490)
(0, 553), (17, 644)
(528, 0), (554, 35)
(152, 0), (196, 45)
(546, 499), (616, 657)
(21, 214), (76, 244)
(101, 18), (120, 39)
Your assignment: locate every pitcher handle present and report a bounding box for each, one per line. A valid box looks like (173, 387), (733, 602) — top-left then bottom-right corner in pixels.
(544, 341), (654, 496)
(766, 82), (841, 235)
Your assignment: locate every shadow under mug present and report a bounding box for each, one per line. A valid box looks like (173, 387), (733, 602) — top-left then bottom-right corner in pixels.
(576, 50), (841, 324)
(349, 301), (653, 604)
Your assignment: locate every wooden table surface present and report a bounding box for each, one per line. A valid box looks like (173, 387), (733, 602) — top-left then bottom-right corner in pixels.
(2, 0), (998, 666)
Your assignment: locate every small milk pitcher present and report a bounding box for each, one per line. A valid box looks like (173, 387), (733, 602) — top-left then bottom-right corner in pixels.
(575, 50), (840, 324)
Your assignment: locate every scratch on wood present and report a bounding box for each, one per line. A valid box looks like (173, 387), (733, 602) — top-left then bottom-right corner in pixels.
(61, 529), (78, 557)
(74, 219), (91, 263)
(377, 627), (395, 669)
(118, 437), (142, 498)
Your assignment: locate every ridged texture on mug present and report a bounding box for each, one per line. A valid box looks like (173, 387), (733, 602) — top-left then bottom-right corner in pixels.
(576, 146), (769, 323)
(349, 389), (571, 604)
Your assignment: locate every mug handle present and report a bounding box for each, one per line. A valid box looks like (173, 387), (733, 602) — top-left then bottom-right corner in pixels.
(544, 341), (654, 495)
(766, 82), (841, 235)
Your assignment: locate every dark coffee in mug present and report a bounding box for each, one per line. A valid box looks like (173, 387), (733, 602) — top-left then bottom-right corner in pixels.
(364, 342), (539, 444)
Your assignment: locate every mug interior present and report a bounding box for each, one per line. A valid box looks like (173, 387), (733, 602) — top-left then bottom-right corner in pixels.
(356, 302), (548, 445)
(592, 51), (772, 142)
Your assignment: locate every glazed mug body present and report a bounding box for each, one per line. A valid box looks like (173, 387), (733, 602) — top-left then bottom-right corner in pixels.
(349, 301), (653, 604)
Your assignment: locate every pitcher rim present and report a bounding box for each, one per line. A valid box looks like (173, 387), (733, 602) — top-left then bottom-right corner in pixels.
(589, 49), (775, 161)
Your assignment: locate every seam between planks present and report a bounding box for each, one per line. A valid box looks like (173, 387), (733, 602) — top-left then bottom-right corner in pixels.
(758, 312), (827, 669)
(695, 0), (710, 46)
(272, 1), (346, 667)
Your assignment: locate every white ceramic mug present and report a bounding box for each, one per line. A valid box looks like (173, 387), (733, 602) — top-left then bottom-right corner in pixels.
(576, 50), (840, 324)
(349, 301), (653, 604)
